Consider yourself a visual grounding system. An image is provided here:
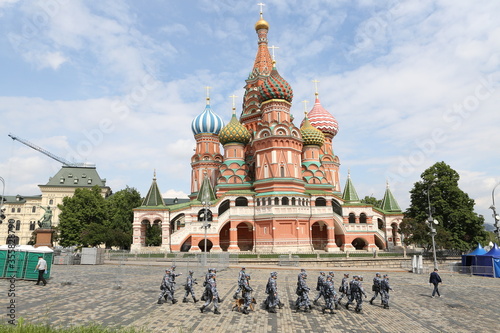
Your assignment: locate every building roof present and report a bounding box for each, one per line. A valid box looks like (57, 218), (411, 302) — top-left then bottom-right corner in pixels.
(342, 172), (360, 203)
(1, 194), (42, 204)
(40, 166), (107, 188)
(141, 174), (166, 207)
(380, 182), (402, 212)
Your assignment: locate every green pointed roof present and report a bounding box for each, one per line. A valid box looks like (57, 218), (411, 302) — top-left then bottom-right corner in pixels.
(380, 182), (401, 212)
(197, 173), (216, 204)
(342, 171), (360, 203)
(142, 172), (165, 207)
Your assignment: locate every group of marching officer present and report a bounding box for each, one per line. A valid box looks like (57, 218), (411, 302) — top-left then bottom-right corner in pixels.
(157, 266), (394, 315)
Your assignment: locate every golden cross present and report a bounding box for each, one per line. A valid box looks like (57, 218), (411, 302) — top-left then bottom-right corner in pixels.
(229, 94), (238, 113)
(257, 2), (265, 14)
(268, 45), (279, 61)
(302, 100), (309, 113)
(312, 79), (320, 95)
(205, 86), (212, 103)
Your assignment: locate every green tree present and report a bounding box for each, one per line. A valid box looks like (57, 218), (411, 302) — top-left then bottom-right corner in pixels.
(58, 186), (109, 247)
(145, 223), (162, 246)
(360, 196), (382, 207)
(404, 161), (487, 251)
(105, 187), (142, 249)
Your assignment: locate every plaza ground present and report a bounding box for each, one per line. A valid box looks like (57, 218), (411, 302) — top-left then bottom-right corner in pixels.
(1, 262), (498, 333)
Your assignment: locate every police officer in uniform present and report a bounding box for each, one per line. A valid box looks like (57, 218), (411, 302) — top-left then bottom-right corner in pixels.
(240, 273), (253, 314)
(322, 274), (337, 314)
(369, 272), (382, 305)
(200, 272), (221, 315)
(313, 271), (326, 305)
(183, 270), (198, 303)
(157, 268), (174, 304)
(295, 272), (311, 312)
(380, 274), (394, 309)
(337, 273), (349, 305)
(233, 267), (246, 299)
(265, 271), (282, 313)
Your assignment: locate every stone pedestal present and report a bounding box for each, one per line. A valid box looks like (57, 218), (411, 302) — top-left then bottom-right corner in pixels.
(34, 228), (55, 248)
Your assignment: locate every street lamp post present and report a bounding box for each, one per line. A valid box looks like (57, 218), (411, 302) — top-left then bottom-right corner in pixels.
(426, 185), (439, 270)
(201, 200), (211, 266)
(490, 182), (500, 242)
(0, 176), (6, 224)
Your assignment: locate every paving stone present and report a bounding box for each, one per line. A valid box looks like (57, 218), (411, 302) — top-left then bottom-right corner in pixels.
(1, 263), (498, 332)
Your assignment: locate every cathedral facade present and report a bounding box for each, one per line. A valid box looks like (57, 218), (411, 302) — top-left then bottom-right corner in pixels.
(131, 12), (404, 253)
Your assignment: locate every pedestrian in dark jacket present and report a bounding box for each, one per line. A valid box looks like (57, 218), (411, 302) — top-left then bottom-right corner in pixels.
(429, 268), (442, 298)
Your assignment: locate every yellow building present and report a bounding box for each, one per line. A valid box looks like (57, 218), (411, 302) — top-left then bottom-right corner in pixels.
(0, 165), (111, 245)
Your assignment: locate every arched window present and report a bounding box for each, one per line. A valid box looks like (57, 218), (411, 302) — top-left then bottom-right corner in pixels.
(49, 199), (54, 205)
(235, 197), (248, 206)
(198, 209), (213, 222)
(359, 213), (367, 223)
(17, 208), (21, 213)
(291, 197), (296, 205)
(282, 197), (289, 205)
(256, 199), (260, 206)
(315, 197), (326, 206)
(378, 218), (384, 230)
(32, 206), (36, 213)
(264, 164), (269, 178)
(218, 200), (230, 216)
(16, 220), (21, 230)
(267, 198), (272, 206)
(280, 166), (285, 177)
(29, 221), (36, 231)
(349, 213), (356, 224)
(274, 197), (280, 205)
(332, 200), (342, 216)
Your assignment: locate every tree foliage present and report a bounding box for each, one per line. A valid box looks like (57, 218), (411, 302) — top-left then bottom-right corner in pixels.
(403, 162), (487, 251)
(58, 186), (142, 249)
(360, 196), (382, 208)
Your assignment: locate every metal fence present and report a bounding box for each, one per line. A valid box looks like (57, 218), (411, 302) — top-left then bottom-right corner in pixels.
(278, 255), (299, 266)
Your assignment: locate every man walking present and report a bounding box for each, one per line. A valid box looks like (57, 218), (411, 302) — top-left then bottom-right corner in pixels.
(157, 268), (173, 304)
(265, 272), (282, 313)
(313, 271), (326, 305)
(322, 274), (337, 314)
(369, 272), (382, 305)
(380, 274), (394, 309)
(183, 270), (198, 303)
(35, 256), (47, 286)
(240, 273), (253, 315)
(233, 267), (246, 299)
(338, 273), (349, 305)
(429, 268), (442, 298)
(295, 272), (311, 312)
(200, 272), (221, 314)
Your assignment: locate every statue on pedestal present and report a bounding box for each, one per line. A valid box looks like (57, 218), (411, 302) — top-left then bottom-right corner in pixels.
(38, 205), (53, 229)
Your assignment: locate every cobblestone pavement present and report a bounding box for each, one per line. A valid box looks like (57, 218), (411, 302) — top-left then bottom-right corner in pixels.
(2, 262), (499, 333)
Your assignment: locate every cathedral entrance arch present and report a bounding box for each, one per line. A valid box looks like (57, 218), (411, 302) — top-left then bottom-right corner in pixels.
(219, 222), (230, 251)
(311, 221), (328, 250)
(237, 222), (254, 251)
(351, 237), (367, 250)
(198, 239), (213, 252)
(374, 235), (386, 250)
(180, 236), (191, 252)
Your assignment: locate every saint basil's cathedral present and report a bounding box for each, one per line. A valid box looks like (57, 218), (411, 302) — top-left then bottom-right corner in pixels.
(131, 11), (404, 253)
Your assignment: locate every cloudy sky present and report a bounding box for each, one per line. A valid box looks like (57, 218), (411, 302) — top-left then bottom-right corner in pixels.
(0, 0), (499, 227)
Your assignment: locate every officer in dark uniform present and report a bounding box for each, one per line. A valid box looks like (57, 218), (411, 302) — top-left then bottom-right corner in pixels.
(338, 273), (349, 305)
(157, 268), (173, 304)
(369, 272), (382, 305)
(380, 274), (394, 309)
(295, 272), (311, 312)
(322, 274), (337, 314)
(265, 271), (282, 313)
(168, 265), (182, 303)
(233, 267), (246, 299)
(200, 272), (221, 314)
(240, 273), (253, 314)
(183, 270), (198, 303)
(313, 271), (326, 305)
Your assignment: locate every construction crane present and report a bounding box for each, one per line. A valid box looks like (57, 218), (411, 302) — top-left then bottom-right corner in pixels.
(8, 133), (94, 168)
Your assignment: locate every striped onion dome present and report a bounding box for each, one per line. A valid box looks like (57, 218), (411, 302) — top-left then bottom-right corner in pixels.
(258, 64), (293, 103)
(191, 99), (224, 135)
(219, 111), (251, 145)
(307, 95), (339, 137)
(300, 114), (325, 146)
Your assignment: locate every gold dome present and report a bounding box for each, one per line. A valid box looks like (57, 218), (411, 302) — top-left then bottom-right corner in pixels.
(300, 114), (325, 146)
(255, 14), (269, 31)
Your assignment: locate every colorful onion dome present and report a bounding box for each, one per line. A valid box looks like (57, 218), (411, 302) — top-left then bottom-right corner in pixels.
(191, 99), (224, 135)
(308, 95), (339, 137)
(258, 63), (293, 103)
(219, 111), (251, 145)
(300, 113), (325, 146)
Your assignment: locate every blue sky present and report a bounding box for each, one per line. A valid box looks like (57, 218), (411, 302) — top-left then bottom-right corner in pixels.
(0, 0), (499, 227)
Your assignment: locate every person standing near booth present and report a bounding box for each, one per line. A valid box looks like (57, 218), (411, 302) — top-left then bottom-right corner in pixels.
(35, 256), (47, 286)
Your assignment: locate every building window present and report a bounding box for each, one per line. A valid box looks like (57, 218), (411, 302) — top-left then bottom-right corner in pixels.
(360, 213), (367, 223)
(274, 197), (279, 205)
(280, 166), (285, 177)
(16, 220), (21, 231)
(17, 208), (21, 213)
(32, 206), (36, 213)
(11, 208), (15, 213)
(282, 197), (289, 205)
(315, 197), (327, 206)
(349, 213), (356, 224)
(291, 197), (296, 205)
(49, 199), (54, 205)
(30, 221), (36, 231)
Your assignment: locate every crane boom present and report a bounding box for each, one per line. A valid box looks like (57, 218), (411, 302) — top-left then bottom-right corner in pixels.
(8, 133), (92, 168)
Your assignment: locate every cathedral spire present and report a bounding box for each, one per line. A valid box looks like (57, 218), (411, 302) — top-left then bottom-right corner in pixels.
(142, 172), (165, 207)
(342, 171), (360, 203)
(380, 181), (402, 212)
(249, 5), (273, 79)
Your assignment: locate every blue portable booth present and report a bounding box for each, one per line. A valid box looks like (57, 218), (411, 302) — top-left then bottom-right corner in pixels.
(475, 244), (500, 278)
(461, 243), (487, 267)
